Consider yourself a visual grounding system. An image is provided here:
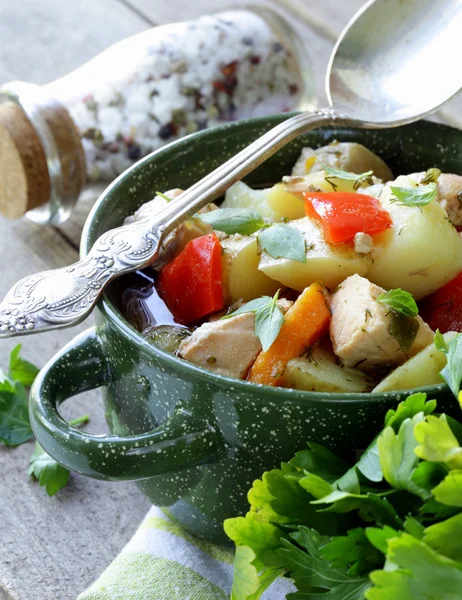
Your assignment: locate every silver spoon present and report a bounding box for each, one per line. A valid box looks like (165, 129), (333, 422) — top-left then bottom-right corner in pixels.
(1, 0), (462, 338)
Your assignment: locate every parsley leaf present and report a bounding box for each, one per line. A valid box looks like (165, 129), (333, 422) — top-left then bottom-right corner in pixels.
(377, 414), (429, 499)
(28, 442), (70, 496)
(279, 528), (372, 599)
(437, 333), (462, 399)
(423, 512), (462, 562)
(323, 165), (374, 190)
(28, 414), (89, 496)
(289, 442), (351, 483)
(230, 545), (282, 600)
(367, 534), (462, 600)
(0, 380), (33, 446)
(8, 344), (39, 386)
(259, 224), (306, 263)
(390, 183), (437, 206)
(0, 346), (40, 446)
(376, 288), (418, 317)
(198, 207), (266, 235)
(432, 471), (462, 507)
(414, 414), (462, 469)
(321, 528), (383, 577)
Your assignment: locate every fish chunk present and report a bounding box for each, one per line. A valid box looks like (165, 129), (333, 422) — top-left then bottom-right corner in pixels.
(179, 312), (262, 379)
(179, 299), (293, 379)
(291, 142), (393, 182)
(330, 274), (433, 370)
(436, 173), (462, 227)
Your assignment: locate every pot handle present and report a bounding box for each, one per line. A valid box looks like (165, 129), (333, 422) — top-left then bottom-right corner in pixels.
(29, 327), (225, 481)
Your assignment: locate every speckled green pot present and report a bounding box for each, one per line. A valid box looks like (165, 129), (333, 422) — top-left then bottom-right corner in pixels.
(30, 115), (462, 543)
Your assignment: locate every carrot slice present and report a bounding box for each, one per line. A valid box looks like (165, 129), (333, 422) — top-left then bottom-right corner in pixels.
(248, 283), (331, 386)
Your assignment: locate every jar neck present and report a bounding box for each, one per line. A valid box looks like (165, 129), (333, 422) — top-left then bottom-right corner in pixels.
(0, 81), (86, 224)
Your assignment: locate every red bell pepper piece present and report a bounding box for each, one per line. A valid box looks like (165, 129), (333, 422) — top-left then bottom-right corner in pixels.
(303, 192), (392, 244)
(158, 233), (223, 324)
(420, 272), (462, 333)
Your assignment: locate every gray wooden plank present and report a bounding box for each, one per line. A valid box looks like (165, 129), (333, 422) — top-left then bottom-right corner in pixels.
(0, 217), (151, 600)
(0, 1), (154, 597)
(0, 0), (149, 84)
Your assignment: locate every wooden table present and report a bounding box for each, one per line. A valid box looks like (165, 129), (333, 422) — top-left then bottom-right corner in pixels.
(0, 1), (460, 598)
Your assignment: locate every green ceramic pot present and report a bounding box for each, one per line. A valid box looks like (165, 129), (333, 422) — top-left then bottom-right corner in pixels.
(30, 115), (462, 543)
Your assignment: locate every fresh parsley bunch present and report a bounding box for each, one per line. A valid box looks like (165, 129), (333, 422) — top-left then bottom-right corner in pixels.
(225, 393), (462, 599)
(0, 345), (87, 496)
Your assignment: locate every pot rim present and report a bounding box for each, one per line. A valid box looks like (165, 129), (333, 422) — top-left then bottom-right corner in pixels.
(81, 113), (453, 406)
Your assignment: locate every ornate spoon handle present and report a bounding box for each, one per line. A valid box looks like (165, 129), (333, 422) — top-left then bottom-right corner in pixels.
(0, 109), (360, 338)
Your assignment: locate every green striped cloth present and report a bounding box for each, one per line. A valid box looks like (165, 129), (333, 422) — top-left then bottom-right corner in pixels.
(78, 506), (295, 599)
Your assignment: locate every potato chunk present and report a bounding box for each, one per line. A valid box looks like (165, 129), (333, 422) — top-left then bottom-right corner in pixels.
(284, 346), (374, 393)
(291, 142), (393, 181)
(367, 174), (462, 300)
(221, 181), (304, 221)
(221, 235), (279, 304)
(283, 169), (370, 195)
(330, 274), (434, 370)
(373, 331), (458, 392)
(258, 218), (371, 292)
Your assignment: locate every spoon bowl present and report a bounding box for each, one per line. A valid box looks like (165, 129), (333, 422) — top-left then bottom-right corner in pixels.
(328, 0), (462, 123)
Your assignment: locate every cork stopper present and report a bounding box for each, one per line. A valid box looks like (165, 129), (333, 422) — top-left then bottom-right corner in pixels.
(0, 102), (51, 218)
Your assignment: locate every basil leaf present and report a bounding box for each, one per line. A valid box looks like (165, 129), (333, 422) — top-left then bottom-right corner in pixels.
(259, 224), (306, 263)
(198, 208), (266, 235)
(390, 183), (437, 206)
(440, 333), (462, 399)
(222, 296), (272, 319)
(377, 288), (418, 317)
(434, 330), (448, 354)
(255, 293), (284, 352)
(323, 165), (374, 190)
(388, 312), (420, 353)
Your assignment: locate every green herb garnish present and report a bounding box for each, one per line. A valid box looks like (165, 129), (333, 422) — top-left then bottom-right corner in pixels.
(390, 183), (437, 207)
(421, 168), (441, 184)
(0, 346), (87, 495)
(377, 288), (419, 317)
(388, 311), (420, 353)
(0, 344), (38, 446)
(198, 208), (267, 235)
(156, 191), (174, 202)
(28, 415), (88, 496)
(225, 393), (462, 600)
(259, 224), (306, 263)
(323, 165), (374, 190)
(225, 290), (284, 351)
(435, 332), (462, 400)
(434, 329), (448, 354)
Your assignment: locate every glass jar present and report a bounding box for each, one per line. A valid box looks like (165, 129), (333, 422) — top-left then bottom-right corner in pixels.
(0, 7), (315, 225)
